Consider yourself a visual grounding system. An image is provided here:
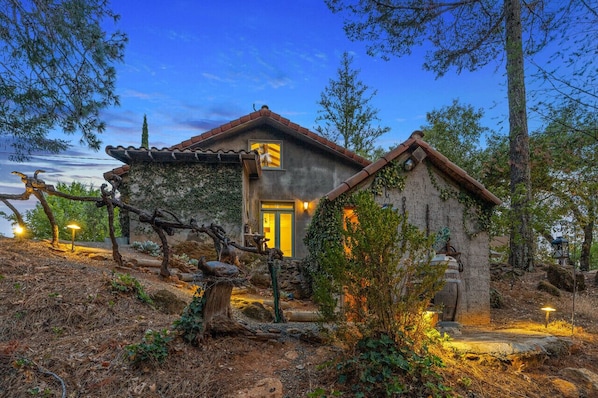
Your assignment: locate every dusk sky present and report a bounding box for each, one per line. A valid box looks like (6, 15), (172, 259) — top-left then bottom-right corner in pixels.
(1, 0), (529, 236)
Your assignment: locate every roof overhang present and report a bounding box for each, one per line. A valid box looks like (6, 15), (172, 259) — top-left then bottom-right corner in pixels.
(104, 146), (262, 179)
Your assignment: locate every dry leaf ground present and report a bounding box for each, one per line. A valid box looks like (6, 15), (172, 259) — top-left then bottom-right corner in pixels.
(1, 237), (597, 397)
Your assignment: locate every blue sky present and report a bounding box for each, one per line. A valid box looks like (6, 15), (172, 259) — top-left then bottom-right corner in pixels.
(1, 0), (517, 236)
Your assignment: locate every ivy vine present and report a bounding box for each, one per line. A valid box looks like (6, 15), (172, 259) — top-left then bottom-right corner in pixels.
(370, 160), (406, 196)
(128, 162), (243, 235)
(426, 164), (492, 238)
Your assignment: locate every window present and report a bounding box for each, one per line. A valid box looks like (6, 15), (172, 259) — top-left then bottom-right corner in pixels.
(261, 202), (294, 257)
(250, 141), (281, 169)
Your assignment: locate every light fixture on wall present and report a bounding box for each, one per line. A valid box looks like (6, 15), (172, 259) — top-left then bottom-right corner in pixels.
(303, 201), (309, 211)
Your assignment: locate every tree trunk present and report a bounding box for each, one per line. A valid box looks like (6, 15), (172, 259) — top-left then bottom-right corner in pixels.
(505, 0), (534, 271)
(33, 190), (59, 247)
(580, 220), (593, 272)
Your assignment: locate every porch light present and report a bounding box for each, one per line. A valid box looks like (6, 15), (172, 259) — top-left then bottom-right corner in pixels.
(303, 201), (309, 211)
(551, 236), (569, 266)
(541, 306), (556, 328)
(67, 223), (81, 252)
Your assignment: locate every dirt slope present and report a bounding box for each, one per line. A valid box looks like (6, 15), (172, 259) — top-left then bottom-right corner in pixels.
(1, 237), (597, 397)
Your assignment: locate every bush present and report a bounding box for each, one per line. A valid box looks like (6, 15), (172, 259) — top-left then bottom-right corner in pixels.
(126, 329), (172, 366)
(333, 333), (450, 397)
(24, 181), (120, 241)
(131, 240), (161, 257)
(109, 273), (154, 306)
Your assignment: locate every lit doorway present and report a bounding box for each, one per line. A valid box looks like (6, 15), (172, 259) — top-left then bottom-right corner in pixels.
(261, 202), (294, 257)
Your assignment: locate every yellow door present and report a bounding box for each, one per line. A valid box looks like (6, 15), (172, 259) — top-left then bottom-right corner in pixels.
(261, 202), (294, 257)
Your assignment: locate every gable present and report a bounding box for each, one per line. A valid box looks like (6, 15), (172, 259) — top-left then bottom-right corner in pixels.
(326, 130), (501, 206)
(170, 105), (371, 169)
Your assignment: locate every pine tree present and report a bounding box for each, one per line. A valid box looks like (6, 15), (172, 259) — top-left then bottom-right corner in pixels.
(315, 52), (389, 160)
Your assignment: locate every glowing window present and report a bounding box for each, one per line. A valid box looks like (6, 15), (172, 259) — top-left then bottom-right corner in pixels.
(250, 142), (281, 169)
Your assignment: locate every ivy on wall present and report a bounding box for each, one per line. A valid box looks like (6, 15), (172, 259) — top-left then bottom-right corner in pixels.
(370, 160), (406, 196)
(425, 164), (492, 237)
(128, 163), (243, 235)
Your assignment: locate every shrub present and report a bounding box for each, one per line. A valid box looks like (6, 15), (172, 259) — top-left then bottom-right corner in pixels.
(109, 273), (154, 306)
(335, 333), (450, 397)
(126, 329), (172, 366)
(131, 240), (162, 257)
(174, 291), (207, 345)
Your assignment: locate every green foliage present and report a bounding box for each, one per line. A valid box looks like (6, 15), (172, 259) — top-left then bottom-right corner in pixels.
(129, 163), (243, 235)
(131, 240), (161, 257)
(141, 114), (149, 148)
(334, 334), (449, 397)
(0, 0), (127, 161)
(109, 273), (154, 306)
(306, 190), (446, 342)
(174, 291), (207, 345)
(426, 165), (493, 238)
(304, 196), (348, 320)
(126, 329), (172, 366)
(24, 181), (120, 242)
(421, 99), (489, 181)
(315, 51), (390, 160)
(370, 160), (406, 196)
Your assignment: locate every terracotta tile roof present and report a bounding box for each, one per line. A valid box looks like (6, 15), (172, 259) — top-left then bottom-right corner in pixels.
(103, 147), (261, 180)
(169, 106), (371, 168)
(325, 130), (502, 206)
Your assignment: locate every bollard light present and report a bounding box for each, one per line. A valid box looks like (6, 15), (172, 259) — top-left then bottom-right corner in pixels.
(13, 224), (25, 238)
(541, 306), (556, 328)
(66, 224), (81, 252)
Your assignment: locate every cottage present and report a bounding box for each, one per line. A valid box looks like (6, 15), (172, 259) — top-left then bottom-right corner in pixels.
(105, 109), (500, 324)
(322, 130), (502, 325)
(104, 106), (369, 258)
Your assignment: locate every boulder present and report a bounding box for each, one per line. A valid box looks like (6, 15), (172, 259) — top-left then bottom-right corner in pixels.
(238, 301), (273, 322)
(546, 264), (586, 292)
(550, 378), (580, 398)
(150, 289), (187, 314)
(537, 280), (561, 297)
(560, 368), (598, 397)
(489, 288), (503, 308)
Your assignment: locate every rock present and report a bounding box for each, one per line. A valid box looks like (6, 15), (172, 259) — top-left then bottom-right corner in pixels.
(239, 301), (273, 322)
(489, 288), (503, 308)
(559, 368), (598, 397)
(150, 289), (187, 314)
(233, 377), (283, 398)
(546, 264), (586, 292)
(537, 280), (561, 296)
(198, 258), (239, 277)
(551, 378), (579, 398)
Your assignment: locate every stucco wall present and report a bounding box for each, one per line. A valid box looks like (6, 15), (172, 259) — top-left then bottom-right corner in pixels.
(195, 125), (365, 258)
(125, 162), (244, 245)
(369, 161), (491, 325)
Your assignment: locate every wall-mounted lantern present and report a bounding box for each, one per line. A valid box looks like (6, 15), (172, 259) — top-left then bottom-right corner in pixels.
(551, 236), (569, 266)
(303, 201), (309, 211)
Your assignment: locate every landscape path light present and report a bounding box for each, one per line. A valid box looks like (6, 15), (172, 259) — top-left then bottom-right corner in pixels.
(67, 224), (81, 252)
(13, 224), (24, 239)
(541, 306), (556, 328)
